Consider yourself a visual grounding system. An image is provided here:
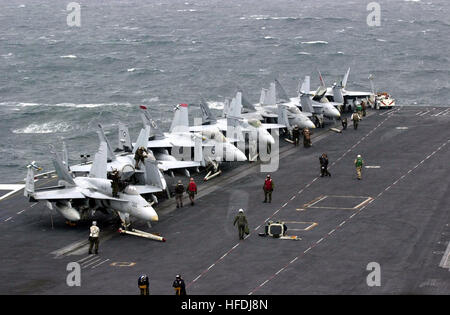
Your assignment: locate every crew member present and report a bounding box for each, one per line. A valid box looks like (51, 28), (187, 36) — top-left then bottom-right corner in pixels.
(356, 101), (363, 118)
(175, 180), (185, 208)
(233, 209), (248, 240)
(134, 146), (148, 170)
(361, 100), (367, 117)
(110, 168), (120, 197)
(351, 111), (360, 130)
(292, 125), (300, 146)
(354, 154), (364, 180)
(341, 117), (348, 130)
(302, 128), (312, 147)
(138, 274), (149, 295)
(319, 153), (331, 177)
(173, 275), (186, 295)
(88, 221), (100, 255)
(263, 174), (274, 203)
(187, 178), (197, 206)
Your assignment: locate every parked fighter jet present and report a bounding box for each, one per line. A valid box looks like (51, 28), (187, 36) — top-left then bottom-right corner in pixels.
(198, 93), (286, 161)
(69, 125), (167, 197)
(314, 68), (374, 106)
(24, 142), (159, 229)
(197, 92), (284, 145)
(254, 81), (316, 130)
(297, 75), (341, 126)
(141, 103), (247, 180)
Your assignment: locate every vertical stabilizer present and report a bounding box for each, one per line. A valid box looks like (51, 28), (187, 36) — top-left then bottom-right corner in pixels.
(318, 70), (326, 88)
(24, 163), (37, 197)
(52, 151), (76, 185)
(169, 104), (189, 133)
(240, 90), (256, 112)
(275, 79), (289, 103)
(342, 67), (350, 88)
(62, 141), (69, 171)
(332, 84), (345, 104)
(368, 74), (376, 95)
(227, 92), (243, 135)
(223, 98), (230, 117)
(263, 82), (277, 105)
(140, 106), (165, 139)
(118, 122), (132, 152)
(89, 142), (108, 179)
(144, 161), (165, 189)
(200, 99), (217, 124)
(300, 76), (311, 96)
(132, 126), (150, 154)
(97, 124), (116, 161)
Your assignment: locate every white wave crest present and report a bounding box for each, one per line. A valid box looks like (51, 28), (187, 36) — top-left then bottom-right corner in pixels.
(60, 55), (77, 59)
(13, 121), (73, 134)
(15, 102), (132, 108)
(301, 41), (328, 45)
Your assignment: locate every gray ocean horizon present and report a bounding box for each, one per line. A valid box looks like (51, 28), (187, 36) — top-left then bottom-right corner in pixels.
(1, 0), (449, 183)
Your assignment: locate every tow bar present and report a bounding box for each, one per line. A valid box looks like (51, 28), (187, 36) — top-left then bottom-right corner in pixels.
(119, 228), (166, 242)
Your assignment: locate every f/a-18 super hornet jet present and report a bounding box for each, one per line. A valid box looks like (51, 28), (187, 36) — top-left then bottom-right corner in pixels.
(138, 105), (203, 178)
(297, 75), (342, 127)
(253, 80), (317, 130)
(141, 103), (247, 180)
(314, 68), (375, 107)
(69, 124), (167, 198)
(199, 92), (281, 145)
(198, 92), (285, 161)
(24, 142), (160, 230)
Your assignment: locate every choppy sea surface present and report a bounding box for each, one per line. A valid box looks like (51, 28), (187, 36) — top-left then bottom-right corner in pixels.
(1, 0), (449, 183)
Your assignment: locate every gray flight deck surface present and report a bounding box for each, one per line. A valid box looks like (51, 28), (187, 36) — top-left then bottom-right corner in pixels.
(1, 106), (449, 295)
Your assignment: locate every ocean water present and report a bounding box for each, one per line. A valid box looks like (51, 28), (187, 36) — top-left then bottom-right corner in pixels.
(0, 0), (449, 183)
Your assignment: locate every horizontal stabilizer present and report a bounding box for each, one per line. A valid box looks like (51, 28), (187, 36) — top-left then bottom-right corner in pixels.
(33, 187), (85, 200)
(133, 185), (163, 195)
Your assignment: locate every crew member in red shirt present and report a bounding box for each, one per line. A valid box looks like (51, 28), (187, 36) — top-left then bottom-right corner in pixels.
(187, 177), (198, 206)
(263, 175), (274, 203)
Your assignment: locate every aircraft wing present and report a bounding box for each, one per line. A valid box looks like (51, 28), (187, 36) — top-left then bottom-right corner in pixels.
(32, 187), (85, 200)
(157, 160), (201, 171)
(260, 111), (278, 118)
(146, 138), (175, 149)
(133, 185), (163, 194)
(80, 189), (128, 202)
(261, 123), (286, 129)
(241, 112), (264, 121)
(325, 101), (343, 107)
(70, 164), (92, 173)
(188, 124), (220, 132)
(169, 137), (197, 147)
(342, 91), (374, 98)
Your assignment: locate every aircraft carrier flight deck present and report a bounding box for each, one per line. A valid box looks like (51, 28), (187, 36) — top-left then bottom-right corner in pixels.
(1, 106), (449, 295)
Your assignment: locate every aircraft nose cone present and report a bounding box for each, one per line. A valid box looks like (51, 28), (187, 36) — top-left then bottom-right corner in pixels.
(307, 120), (316, 129)
(333, 109), (341, 118)
(140, 206), (159, 222)
(66, 209), (81, 221)
(236, 149), (247, 162)
(264, 132), (275, 145)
